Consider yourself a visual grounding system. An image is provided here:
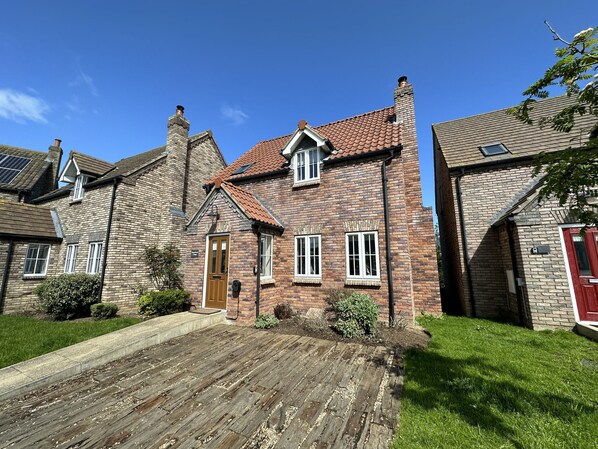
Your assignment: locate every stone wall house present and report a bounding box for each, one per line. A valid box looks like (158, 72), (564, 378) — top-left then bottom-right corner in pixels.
(0, 106), (227, 314)
(0, 141), (63, 203)
(433, 95), (598, 329)
(185, 78), (441, 324)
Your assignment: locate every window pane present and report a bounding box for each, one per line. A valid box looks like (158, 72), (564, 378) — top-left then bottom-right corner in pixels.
(364, 233), (377, 276)
(309, 149), (318, 179)
(260, 236), (272, 277)
(211, 241), (217, 273)
(573, 234), (592, 276)
(297, 237), (306, 275)
(310, 236), (319, 276)
(348, 234), (359, 276)
(297, 152), (305, 181)
(94, 244), (102, 273)
(220, 240), (227, 274)
(24, 258), (36, 274)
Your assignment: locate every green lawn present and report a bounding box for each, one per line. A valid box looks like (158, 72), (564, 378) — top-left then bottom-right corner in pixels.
(393, 316), (598, 449)
(0, 315), (142, 369)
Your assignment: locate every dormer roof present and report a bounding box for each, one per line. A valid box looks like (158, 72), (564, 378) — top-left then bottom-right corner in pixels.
(59, 151), (115, 183)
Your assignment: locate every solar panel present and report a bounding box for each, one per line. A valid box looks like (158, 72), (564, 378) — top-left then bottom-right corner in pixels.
(0, 154), (32, 184)
(0, 154), (31, 171)
(0, 168), (21, 184)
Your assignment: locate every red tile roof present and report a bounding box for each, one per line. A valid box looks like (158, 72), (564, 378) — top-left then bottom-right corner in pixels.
(210, 106), (400, 183)
(221, 181), (282, 229)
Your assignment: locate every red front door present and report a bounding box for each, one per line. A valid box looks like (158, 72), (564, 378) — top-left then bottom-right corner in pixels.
(563, 227), (598, 322)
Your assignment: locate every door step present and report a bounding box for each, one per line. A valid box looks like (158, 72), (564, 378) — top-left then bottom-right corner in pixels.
(576, 322), (598, 342)
(189, 308), (222, 315)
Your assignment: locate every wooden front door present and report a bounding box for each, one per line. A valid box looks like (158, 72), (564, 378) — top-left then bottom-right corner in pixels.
(563, 227), (598, 322)
(205, 235), (229, 310)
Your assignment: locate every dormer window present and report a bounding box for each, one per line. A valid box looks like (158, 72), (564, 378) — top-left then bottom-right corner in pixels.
(73, 175), (88, 201)
(295, 148), (320, 183)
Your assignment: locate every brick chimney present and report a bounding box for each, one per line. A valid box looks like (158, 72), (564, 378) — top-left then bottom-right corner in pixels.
(394, 76), (414, 127)
(47, 138), (63, 189)
(166, 105), (190, 210)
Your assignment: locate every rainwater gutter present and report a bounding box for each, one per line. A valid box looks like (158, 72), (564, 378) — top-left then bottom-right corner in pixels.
(0, 239), (14, 313)
(506, 216), (525, 325)
(381, 148), (400, 325)
(99, 177), (121, 302)
(456, 168), (476, 317)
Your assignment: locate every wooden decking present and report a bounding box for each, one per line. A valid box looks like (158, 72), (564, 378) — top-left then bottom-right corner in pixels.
(0, 325), (403, 448)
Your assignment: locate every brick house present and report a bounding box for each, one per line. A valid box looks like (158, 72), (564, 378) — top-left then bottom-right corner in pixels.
(433, 95), (598, 329)
(185, 77), (441, 324)
(0, 106), (226, 314)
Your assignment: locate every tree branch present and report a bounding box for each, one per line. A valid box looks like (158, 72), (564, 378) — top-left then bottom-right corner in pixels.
(544, 20), (571, 45)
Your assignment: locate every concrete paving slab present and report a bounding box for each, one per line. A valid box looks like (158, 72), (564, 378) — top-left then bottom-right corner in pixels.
(0, 311), (225, 402)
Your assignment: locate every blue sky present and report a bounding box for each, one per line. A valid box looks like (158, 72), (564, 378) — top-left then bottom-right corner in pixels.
(0, 1), (594, 213)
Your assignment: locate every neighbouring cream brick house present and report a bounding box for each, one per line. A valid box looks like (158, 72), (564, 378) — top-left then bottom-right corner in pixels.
(434, 95), (598, 329)
(0, 107), (226, 314)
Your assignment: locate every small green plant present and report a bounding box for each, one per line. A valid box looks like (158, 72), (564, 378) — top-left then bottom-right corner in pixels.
(273, 302), (293, 320)
(335, 319), (363, 338)
(333, 292), (379, 337)
(90, 303), (119, 320)
(143, 243), (184, 291)
(34, 274), (100, 320)
(137, 290), (190, 316)
(255, 314), (279, 329)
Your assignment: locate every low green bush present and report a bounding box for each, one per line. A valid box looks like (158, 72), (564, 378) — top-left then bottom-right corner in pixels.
(255, 314), (279, 329)
(334, 292), (379, 337)
(34, 274), (100, 320)
(273, 302), (293, 320)
(137, 289), (190, 316)
(335, 319), (363, 338)
(90, 303), (119, 320)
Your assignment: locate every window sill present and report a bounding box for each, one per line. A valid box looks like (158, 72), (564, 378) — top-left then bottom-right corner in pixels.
(69, 199), (83, 205)
(345, 278), (381, 287)
(260, 278), (275, 286)
(293, 179), (320, 189)
(22, 275), (47, 280)
(293, 277), (322, 284)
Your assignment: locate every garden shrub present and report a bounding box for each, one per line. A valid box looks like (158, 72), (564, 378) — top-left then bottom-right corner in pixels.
(255, 314), (279, 329)
(34, 274), (100, 320)
(143, 243), (184, 290)
(325, 288), (353, 308)
(91, 303), (119, 320)
(273, 302), (293, 320)
(334, 292), (379, 336)
(335, 319), (363, 338)
(137, 289), (190, 316)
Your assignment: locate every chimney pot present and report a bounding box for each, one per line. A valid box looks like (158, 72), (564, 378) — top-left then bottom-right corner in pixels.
(53, 138), (62, 148)
(176, 105), (185, 116)
(398, 76), (408, 88)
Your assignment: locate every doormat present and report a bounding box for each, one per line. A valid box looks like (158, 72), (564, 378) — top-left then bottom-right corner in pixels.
(189, 308), (221, 315)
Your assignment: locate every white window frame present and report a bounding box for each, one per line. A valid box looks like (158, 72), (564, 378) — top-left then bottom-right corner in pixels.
(86, 242), (103, 274)
(345, 231), (380, 280)
(294, 148), (320, 183)
(64, 243), (78, 273)
(73, 175), (88, 201)
(23, 243), (51, 277)
(294, 234), (322, 278)
(260, 234), (273, 279)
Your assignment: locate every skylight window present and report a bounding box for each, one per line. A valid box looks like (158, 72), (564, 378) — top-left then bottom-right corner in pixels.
(232, 163), (253, 175)
(0, 154), (32, 184)
(479, 143), (509, 157)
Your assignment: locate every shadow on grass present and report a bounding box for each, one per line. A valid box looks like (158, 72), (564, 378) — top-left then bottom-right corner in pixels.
(394, 347), (594, 449)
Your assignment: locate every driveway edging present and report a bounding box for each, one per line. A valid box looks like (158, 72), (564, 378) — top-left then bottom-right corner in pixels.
(0, 311), (225, 402)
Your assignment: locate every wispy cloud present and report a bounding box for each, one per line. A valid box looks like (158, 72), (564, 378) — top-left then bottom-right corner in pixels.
(221, 104), (249, 126)
(0, 89), (50, 123)
(66, 95), (84, 114)
(69, 70), (98, 97)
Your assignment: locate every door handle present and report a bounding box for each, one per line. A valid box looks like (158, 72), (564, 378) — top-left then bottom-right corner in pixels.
(589, 278), (598, 284)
